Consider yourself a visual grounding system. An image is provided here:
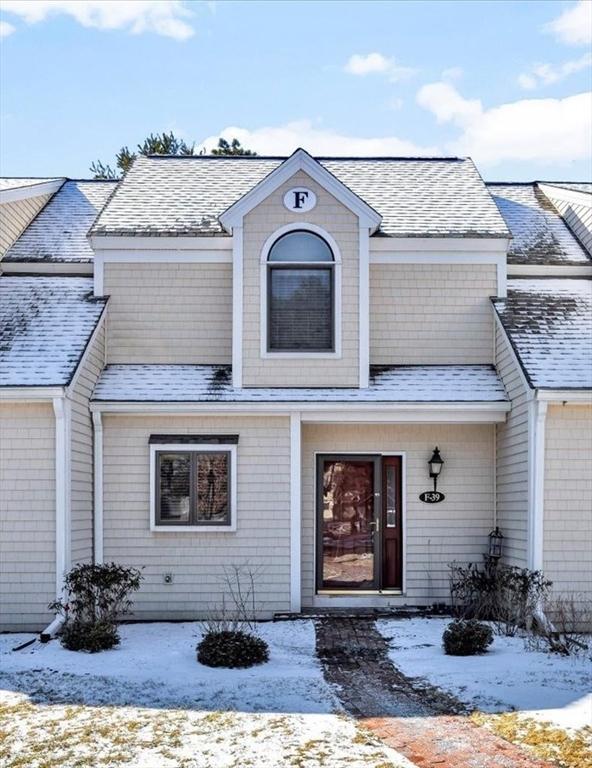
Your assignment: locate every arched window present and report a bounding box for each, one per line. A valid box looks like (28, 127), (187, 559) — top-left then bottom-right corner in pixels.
(267, 230), (335, 352)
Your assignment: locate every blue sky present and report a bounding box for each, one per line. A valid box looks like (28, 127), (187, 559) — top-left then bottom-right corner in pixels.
(1, 0), (591, 180)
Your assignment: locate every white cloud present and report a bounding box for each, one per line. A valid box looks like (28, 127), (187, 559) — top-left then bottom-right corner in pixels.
(199, 120), (439, 157)
(544, 0), (592, 46)
(344, 52), (416, 82)
(1, 1), (195, 40)
(417, 81), (592, 165)
(441, 67), (463, 82)
(518, 52), (592, 89)
(0, 20), (16, 37)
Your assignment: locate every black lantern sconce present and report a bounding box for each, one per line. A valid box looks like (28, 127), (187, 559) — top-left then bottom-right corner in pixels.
(428, 447), (444, 492)
(488, 527), (504, 559)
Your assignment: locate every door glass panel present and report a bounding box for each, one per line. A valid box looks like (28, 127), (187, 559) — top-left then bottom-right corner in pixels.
(321, 460), (375, 589)
(385, 463), (397, 528)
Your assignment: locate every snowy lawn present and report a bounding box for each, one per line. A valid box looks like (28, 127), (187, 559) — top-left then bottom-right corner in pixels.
(0, 620), (408, 768)
(377, 617), (591, 730)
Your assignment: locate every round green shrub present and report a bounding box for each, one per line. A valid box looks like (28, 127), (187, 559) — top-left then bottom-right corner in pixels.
(60, 620), (120, 653)
(197, 630), (269, 668)
(443, 619), (493, 656)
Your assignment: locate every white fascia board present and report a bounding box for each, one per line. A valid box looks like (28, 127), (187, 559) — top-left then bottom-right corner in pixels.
(89, 235), (232, 251)
(0, 179), (64, 204)
(1, 261), (94, 275)
(0, 386), (65, 401)
(536, 389), (592, 404)
(507, 264), (592, 277)
(66, 308), (107, 396)
(93, 249), (232, 263)
(537, 184), (592, 209)
(90, 401), (509, 421)
(370, 237), (510, 253)
(219, 148), (382, 233)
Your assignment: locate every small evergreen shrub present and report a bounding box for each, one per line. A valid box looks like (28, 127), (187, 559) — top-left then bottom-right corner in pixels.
(50, 562), (142, 652)
(197, 629), (269, 668)
(443, 619), (493, 656)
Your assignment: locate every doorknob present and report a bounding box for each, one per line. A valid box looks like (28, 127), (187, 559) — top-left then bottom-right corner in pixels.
(369, 519), (380, 533)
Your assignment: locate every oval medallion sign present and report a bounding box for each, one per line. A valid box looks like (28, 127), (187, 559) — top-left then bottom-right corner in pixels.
(419, 491), (446, 504)
(283, 187), (317, 213)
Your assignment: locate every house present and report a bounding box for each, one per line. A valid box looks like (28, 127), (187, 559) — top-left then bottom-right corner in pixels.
(0, 150), (590, 632)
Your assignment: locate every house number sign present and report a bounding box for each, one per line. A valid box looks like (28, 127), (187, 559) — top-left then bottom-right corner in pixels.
(283, 187), (317, 213)
(419, 491), (446, 503)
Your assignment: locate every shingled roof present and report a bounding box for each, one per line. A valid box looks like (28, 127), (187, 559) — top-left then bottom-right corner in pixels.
(90, 155), (510, 239)
(493, 278), (592, 390)
(488, 183), (590, 265)
(4, 180), (116, 263)
(92, 363), (507, 404)
(0, 276), (106, 387)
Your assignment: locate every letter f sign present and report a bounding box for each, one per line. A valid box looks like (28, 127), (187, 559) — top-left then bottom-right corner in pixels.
(293, 190), (309, 209)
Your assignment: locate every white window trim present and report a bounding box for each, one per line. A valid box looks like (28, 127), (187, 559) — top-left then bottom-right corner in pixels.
(149, 443), (237, 532)
(259, 223), (342, 359)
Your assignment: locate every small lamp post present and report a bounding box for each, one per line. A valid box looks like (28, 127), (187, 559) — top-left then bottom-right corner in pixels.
(428, 447), (444, 492)
(488, 527), (504, 559)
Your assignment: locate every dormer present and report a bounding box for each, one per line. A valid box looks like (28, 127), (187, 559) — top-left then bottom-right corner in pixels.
(219, 149), (381, 387)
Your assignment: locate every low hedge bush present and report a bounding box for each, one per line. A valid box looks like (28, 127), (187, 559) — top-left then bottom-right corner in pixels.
(443, 619), (493, 656)
(197, 629), (269, 668)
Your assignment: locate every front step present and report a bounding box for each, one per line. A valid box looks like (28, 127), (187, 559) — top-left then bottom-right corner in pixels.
(274, 604), (452, 621)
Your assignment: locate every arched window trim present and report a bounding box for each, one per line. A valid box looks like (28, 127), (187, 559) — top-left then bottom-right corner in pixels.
(260, 223), (342, 359)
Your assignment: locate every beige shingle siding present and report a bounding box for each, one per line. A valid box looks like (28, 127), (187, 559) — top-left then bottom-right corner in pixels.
(0, 403), (55, 631)
(301, 422), (494, 606)
(544, 404), (592, 609)
(104, 263), (232, 364)
(242, 170), (359, 387)
(70, 324), (105, 565)
(0, 193), (53, 257)
(495, 326), (529, 567)
(370, 264), (497, 365)
(101, 415), (291, 619)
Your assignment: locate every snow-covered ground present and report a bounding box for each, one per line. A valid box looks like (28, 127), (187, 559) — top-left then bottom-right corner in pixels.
(0, 620), (410, 768)
(377, 617), (592, 731)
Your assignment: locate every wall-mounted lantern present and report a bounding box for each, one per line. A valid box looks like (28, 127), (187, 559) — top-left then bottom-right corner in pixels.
(488, 527), (504, 559)
(428, 447), (444, 492)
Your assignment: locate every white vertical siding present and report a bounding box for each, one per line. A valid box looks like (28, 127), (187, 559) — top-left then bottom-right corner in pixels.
(370, 263), (497, 364)
(70, 324), (105, 565)
(102, 414), (291, 619)
(103, 263), (233, 364)
(542, 194), (592, 254)
(0, 194), (53, 257)
(495, 326), (530, 567)
(301, 422), (494, 606)
(0, 402), (55, 630)
(544, 404), (592, 608)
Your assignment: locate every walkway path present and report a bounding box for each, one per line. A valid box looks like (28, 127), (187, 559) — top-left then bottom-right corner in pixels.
(316, 617), (555, 768)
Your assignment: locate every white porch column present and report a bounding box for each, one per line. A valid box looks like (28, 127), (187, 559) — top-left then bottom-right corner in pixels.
(53, 396), (71, 598)
(92, 411), (104, 564)
(290, 411), (302, 613)
(528, 398), (548, 571)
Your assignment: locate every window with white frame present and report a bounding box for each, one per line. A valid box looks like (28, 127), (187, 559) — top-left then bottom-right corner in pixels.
(150, 438), (237, 530)
(267, 230), (335, 352)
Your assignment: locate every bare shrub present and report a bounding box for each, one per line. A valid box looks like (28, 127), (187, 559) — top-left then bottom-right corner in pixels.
(198, 563), (263, 635)
(449, 559), (552, 636)
(526, 594), (591, 657)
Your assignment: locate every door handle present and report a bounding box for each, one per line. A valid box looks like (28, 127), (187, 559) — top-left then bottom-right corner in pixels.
(369, 519), (380, 533)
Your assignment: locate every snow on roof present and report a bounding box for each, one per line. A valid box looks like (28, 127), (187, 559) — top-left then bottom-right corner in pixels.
(0, 177), (62, 193)
(0, 276), (106, 387)
(4, 180), (116, 263)
(92, 364), (507, 403)
(487, 183), (590, 266)
(493, 279), (592, 390)
(91, 155), (509, 239)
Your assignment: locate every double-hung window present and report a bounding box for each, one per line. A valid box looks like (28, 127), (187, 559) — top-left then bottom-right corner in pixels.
(150, 439), (237, 531)
(267, 230), (335, 353)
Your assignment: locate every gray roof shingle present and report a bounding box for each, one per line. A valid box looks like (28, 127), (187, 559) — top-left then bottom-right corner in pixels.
(4, 180), (117, 263)
(90, 155), (509, 239)
(92, 363), (507, 403)
(488, 183), (590, 265)
(493, 278), (592, 390)
(0, 276), (106, 387)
